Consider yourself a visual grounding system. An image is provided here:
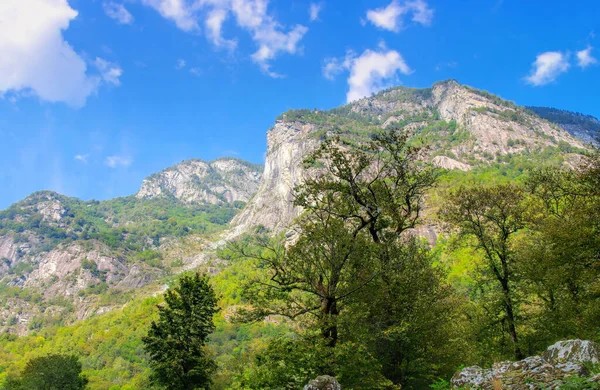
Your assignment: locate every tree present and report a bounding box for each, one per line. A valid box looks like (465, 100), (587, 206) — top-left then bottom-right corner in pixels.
(6, 354), (88, 390)
(441, 184), (526, 360)
(518, 156), (600, 345)
(233, 130), (438, 347)
(230, 130), (463, 388)
(143, 273), (218, 390)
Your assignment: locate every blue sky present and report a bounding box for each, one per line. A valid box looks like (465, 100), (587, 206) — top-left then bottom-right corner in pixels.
(0, 0), (599, 208)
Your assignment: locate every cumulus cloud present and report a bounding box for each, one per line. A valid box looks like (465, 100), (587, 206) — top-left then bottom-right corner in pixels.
(323, 47), (412, 102)
(0, 0), (119, 107)
(103, 2), (134, 24)
(366, 0), (433, 32)
(525, 51), (570, 86)
(142, 0), (308, 77)
(105, 155), (132, 168)
(309, 3), (322, 22)
(577, 46), (598, 69)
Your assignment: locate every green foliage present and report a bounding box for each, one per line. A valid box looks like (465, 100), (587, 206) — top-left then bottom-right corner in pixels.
(232, 335), (396, 390)
(143, 273), (218, 390)
(6, 354), (88, 390)
(0, 193), (239, 259)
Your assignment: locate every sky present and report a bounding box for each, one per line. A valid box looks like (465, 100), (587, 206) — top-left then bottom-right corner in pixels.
(0, 0), (599, 209)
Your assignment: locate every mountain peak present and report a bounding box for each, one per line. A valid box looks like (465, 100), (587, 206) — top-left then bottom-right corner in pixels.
(136, 158), (263, 205)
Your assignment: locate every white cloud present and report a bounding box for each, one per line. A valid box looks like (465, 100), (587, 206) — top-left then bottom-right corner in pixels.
(190, 67), (202, 76)
(142, 0), (308, 77)
(94, 58), (123, 86)
(74, 154), (89, 163)
(105, 155), (132, 168)
(309, 3), (322, 22)
(322, 50), (355, 80)
(525, 51), (570, 86)
(323, 47), (412, 102)
(103, 2), (134, 24)
(0, 0), (114, 107)
(176, 59), (187, 69)
(366, 0), (433, 32)
(141, 0), (199, 32)
(577, 46), (598, 69)
(205, 8), (238, 51)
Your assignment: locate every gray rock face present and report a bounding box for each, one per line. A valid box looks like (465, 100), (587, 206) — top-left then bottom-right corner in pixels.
(304, 375), (341, 390)
(231, 121), (320, 234)
(137, 157), (262, 205)
(232, 80), (586, 234)
(451, 340), (600, 389)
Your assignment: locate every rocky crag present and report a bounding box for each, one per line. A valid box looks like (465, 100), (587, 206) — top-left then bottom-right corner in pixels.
(137, 157), (262, 205)
(233, 80), (588, 234)
(452, 339), (600, 389)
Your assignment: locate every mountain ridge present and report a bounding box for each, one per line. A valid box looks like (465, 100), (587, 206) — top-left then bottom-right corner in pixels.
(0, 79), (596, 336)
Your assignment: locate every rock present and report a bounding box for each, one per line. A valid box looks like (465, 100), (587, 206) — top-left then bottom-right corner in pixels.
(232, 80), (586, 235)
(451, 365), (493, 388)
(432, 155), (472, 171)
(137, 158), (262, 205)
(542, 339), (600, 365)
(304, 375), (341, 390)
(451, 340), (600, 389)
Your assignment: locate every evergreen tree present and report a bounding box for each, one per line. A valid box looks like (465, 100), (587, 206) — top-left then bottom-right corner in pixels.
(143, 273), (218, 390)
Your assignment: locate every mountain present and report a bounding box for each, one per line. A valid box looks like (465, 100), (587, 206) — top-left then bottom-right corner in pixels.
(0, 158), (262, 335)
(0, 80), (593, 336)
(527, 106), (600, 144)
(137, 157), (263, 205)
(233, 79), (587, 233)
(0, 79), (598, 388)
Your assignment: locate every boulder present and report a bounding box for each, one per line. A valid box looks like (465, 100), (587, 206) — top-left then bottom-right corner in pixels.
(542, 339), (600, 365)
(451, 340), (600, 389)
(304, 375), (342, 390)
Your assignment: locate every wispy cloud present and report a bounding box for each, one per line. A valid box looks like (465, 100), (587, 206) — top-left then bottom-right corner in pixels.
(105, 155), (132, 168)
(141, 0), (308, 77)
(74, 154), (89, 163)
(366, 0), (433, 32)
(94, 58), (123, 86)
(577, 46), (598, 69)
(103, 2), (134, 25)
(309, 3), (322, 22)
(323, 45), (413, 102)
(175, 59), (187, 69)
(525, 51), (570, 86)
(141, 0), (199, 32)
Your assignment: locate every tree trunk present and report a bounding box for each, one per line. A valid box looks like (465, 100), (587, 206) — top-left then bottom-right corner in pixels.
(500, 277), (523, 360)
(321, 297), (338, 347)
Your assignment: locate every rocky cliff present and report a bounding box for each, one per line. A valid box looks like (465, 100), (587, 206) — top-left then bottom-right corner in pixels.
(528, 106), (600, 145)
(231, 80), (587, 234)
(137, 157), (262, 205)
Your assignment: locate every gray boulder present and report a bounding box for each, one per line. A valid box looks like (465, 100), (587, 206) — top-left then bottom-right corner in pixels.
(451, 340), (600, 389)
(304, 375), (342, 390)
(542, 339), (600, 364)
